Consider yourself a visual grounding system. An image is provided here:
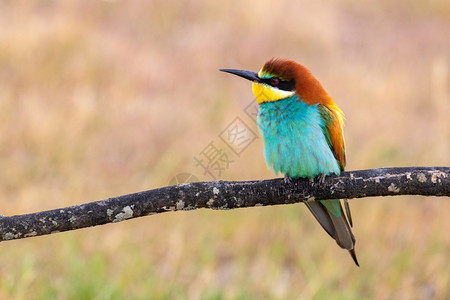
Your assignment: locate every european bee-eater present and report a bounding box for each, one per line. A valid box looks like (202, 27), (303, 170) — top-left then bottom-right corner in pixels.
(220, 58), (358, 266)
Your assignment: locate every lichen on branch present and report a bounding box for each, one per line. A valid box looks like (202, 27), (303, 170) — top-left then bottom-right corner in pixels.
(0, 167), (448, 242)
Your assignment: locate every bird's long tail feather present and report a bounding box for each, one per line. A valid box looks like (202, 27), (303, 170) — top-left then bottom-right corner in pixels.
(305, 200), (359, 266)
(304, 201), (336, 238)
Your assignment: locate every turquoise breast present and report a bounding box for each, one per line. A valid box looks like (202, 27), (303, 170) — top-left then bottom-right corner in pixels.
(257, 96), (341, 179)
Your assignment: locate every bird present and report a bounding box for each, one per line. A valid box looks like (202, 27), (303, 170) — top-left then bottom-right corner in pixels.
(220, 58), (359, 266)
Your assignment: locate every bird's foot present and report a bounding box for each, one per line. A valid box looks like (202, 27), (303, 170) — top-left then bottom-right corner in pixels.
(313, 173), (327, 185)
(284, 175), (294, 185)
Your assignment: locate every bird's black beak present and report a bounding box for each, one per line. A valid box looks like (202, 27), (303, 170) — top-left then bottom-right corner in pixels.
(220, 69), (262, 83)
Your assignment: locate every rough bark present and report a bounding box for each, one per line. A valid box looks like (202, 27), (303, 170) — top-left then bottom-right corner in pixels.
(0, 167), (448, 242)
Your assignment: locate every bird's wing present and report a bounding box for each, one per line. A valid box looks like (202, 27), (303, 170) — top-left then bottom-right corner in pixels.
(317, 104), (346, 171)
(318, 104), (353, 226)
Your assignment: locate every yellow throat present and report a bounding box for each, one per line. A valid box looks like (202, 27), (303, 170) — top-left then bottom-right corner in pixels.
(251, 69), (296, 104)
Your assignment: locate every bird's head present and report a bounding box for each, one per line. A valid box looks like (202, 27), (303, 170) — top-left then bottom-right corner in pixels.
(221, 58), (332, 105)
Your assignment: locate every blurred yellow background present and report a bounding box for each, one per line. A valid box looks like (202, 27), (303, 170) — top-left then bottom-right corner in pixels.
(0, 0), (449, 299)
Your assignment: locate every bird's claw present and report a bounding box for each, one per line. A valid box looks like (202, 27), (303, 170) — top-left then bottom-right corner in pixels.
(284, 175), (294, 185)
(311, 173), (327, 186)
(317, 173), (326, 185)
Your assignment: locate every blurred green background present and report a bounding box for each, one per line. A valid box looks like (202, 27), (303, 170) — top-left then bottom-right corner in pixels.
(0, 0), (449, 299)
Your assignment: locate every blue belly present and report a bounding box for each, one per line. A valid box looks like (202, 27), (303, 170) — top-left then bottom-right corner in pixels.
(257, 96), (340, 179)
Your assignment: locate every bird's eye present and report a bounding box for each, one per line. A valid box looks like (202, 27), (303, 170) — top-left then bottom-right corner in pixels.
(270, 78), (279, 85)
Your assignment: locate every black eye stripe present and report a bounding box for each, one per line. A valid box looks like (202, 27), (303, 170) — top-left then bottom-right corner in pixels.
(262, 77), (296, 91)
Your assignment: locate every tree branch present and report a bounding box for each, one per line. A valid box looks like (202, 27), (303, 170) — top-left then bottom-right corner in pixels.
(0, 167), (448, 242)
